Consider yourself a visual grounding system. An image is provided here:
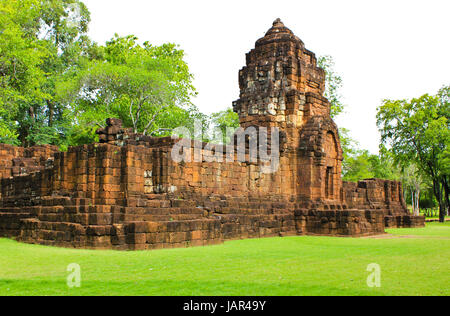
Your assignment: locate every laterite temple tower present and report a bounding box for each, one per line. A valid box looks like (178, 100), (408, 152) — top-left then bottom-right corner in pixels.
(234, 18), (343, 203)
(0, 20), (424, 250)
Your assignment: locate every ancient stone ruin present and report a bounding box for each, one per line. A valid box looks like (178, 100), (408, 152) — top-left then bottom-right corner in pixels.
(0, 19), (424, 250)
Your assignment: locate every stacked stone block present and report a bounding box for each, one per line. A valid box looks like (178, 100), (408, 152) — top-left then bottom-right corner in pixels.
(0, 19), (424, 250)
(0, 144), (58, 180)
(295, 209), (385, 237)
(343, 179), (424, 228)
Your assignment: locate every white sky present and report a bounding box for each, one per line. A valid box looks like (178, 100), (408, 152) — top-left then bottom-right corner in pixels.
(83, 0), (450, 154)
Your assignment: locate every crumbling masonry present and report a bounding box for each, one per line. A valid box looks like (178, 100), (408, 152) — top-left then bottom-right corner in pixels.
(0, 20), (424, 250)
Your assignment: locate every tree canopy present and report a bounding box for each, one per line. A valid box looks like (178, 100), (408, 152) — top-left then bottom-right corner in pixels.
(0, 0), (200, 148)
(59, 34), (198, 146)
(377, 86), (449, 221)
(0, 0), (93, 147)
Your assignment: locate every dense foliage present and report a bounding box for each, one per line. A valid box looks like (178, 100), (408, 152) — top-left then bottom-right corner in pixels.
(0, 0), (199, 148)
(0, 0), (92, 147)
(377, 86), (449, 221)
(59, 34), (200, 146)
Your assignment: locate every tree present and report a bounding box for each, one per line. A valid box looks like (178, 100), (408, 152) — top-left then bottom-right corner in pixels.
(0, 0), (92, 147)
(369, 146), (403, 180)
(61, 34), (197, 141)
(401, 164), (427, 216)
(0, 0), (48, 145)
(35, 0), (91, 144)
(437, 86), (450, 215)
(340, 129), (403, 182)
(0, 109), (19, 145)
(208, 108), (240, 144)
(340, 128), (366, 181)
(318, 55), (345, 118)
(342, 149), (375, 182)
(377, 86), (450, 222)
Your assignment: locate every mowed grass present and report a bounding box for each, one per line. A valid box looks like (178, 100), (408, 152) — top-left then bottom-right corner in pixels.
(0, 223), (449, 296)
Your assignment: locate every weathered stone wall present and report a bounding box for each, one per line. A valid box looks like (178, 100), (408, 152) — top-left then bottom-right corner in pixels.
(0, 118), (423, 249)
(343, 179), (424, 228)
(0, 145), (23, 179)
(0, 141), (225, 249)
(0, 144), (58, 180)
(0, 144), (58, 237)
(295, 209), (385, 237)
(343, 179), (406, 212)
(0, 19), (424, 250)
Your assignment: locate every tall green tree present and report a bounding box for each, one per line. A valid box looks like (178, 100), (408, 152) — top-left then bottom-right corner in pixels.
(0, 0), (91, 147)
(60, 34), (197, 143)
(34, 0), (91, 145)
(377, 86), (450, 222)
(0, 0), (48, 144)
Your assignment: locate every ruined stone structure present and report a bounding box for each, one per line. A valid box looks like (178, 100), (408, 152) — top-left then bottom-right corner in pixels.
(0, 20), (424, 250)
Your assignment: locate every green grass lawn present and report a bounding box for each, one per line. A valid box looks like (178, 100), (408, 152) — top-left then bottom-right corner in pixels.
(0, 222), (449, 296)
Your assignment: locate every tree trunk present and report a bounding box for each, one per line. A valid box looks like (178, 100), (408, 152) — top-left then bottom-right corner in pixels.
(439, 202), (445, 222)
(18, 128), (27, 147)
(443, 177), (449, 217)
(19, 106), (36, 147)
(47, 100), (54, 127)
(411, 191), (414, 215)
(438, 184), (445, 223)
(432, 179), (445, 223)
(415, 190), (420, 216)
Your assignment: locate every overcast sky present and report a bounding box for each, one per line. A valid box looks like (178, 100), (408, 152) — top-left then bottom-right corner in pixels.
(83, 0), (449, 154)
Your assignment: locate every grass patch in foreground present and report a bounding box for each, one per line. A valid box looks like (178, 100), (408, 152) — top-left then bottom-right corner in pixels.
(0, 223), (449, 296)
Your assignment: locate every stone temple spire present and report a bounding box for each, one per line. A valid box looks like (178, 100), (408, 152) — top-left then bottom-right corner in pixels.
(273, 18), (283, 25)
(256, 18), (304, 47)
(268, 18), (288, 32)
(233, 19), (329, 148)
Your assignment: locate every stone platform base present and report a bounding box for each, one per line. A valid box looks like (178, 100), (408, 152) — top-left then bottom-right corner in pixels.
(294, 209), (386, 237)
(385, 215), (426, 228)
(0, 206), (424, 250)
(0, 190), (425, 251)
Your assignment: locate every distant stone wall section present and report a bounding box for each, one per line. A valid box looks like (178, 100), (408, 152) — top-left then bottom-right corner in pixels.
(343, 179), (424, 228)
